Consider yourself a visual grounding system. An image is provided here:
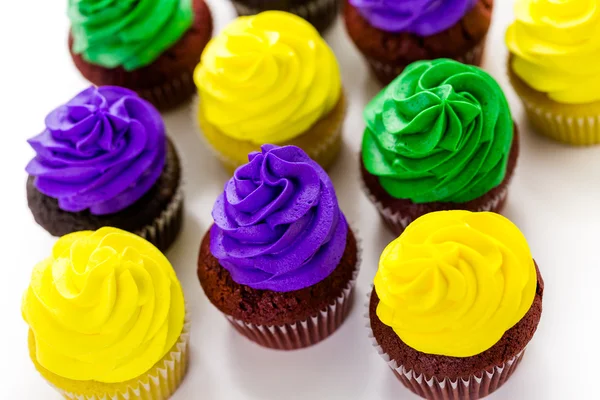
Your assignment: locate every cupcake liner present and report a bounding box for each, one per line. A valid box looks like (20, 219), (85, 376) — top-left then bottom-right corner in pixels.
(137, 70), (196, 111)
(365, 292), (525, 400)
(31, 311), (191, 400)
(366, 40), (485, 86)
(507, 59), (600, 146)
(192, 93), (346, 173)
(231, 0), (340, 33)
(520, 99), (600, 146)
(225, 229), (362, 350)
(136, 186), (184, 253)
(361, 181), (508, 236)
(71, 50), (197, 111)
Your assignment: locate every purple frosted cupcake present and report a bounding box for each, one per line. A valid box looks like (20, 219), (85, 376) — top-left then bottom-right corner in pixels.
(26, 86), (183, 252)
(197, 144), (360, 350)
(344, 0), (493, 84)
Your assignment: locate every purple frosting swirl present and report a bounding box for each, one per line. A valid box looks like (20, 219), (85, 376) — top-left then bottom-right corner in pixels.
(349, 0), (476, 35)
(26, 86), (166, 215)
(210, 145), (348, 292)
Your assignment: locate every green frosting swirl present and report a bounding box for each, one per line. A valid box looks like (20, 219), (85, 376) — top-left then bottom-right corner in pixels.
(362, 59), (513, 203)
(69, 0), (194, 71)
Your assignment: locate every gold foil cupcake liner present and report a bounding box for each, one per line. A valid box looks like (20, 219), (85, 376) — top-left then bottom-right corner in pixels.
(30, 312), (190, 400)
(520, 99), (600, 146)
(365, 291), (525, 400)
(225, 229), (362, 350)
(136, 185), (184, 253)
(192, 93), (346, 174)
(361, 180), (508, 236)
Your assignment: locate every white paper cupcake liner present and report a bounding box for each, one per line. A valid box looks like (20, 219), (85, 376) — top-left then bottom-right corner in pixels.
(361, 180), (508, 236)
(520, 98), (600, 146)
(136, 185), (184, 253)
(364, 291), (525, 400)
(226, 229), (362, 350)
(231, 0), (339, 32)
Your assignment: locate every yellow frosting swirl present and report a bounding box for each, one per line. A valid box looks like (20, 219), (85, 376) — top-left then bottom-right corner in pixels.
(506, 0), (600, 104)
(374, 211), (537, 357)
(194, 11), (342, 144)
(22, 228), (185, 383)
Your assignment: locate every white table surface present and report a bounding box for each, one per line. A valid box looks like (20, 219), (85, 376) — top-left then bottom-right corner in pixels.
(2, 1), (599, 399)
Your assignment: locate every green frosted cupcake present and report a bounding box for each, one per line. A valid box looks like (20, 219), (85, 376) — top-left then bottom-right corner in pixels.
(360, 59), (519, 235)
(69, 0), (213, 110)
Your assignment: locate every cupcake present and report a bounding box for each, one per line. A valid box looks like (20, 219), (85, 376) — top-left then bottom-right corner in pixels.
(26, 86), (183, 252)
(230, 0), (340, 33)
(369, 211), (544, 400)
(360, 59), (518, 236)
(194, 11), (346, 173)
(69, 0), (213, 110)
(22, 227), (189, 400)
(197, 145), (360, 350)
(506, 0), (600, 145)
(344, 0), (493, 85)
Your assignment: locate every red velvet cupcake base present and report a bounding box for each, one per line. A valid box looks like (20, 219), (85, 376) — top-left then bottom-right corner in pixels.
(223, 232), (361, 350)
(365, 41), (486, 86)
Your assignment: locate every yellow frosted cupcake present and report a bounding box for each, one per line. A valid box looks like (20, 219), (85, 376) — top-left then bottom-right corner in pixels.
(369, 211), (544, 399)
(506, 0), (600, 145)
(22, 227), (189, 400)
(194, 11), (346, 172)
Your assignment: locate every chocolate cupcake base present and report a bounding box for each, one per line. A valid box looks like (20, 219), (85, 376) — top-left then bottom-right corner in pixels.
(344, 0), (493, 85)
(232, 0), (340, 33)
(360, 124), (519, 236)
(70, 0), (213, 111)
(198, 228), (361, 350)
(27, 139), (183, 253)
(367, 264), (544, 400)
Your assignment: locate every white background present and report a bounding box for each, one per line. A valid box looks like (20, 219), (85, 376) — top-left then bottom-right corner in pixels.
(1, 1), (598, 399)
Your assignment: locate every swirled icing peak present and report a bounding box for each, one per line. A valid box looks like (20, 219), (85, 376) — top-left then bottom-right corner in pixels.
(506, 0), (600, 104)
(22, 227), (185, 382)
(194, 11), (342, 145)
(362, 59), (513, 203)
(210, 145), (348, 292)
(374, 211), (537, 357)
(69, 0), (193, 71)
(26, 86), (166, 215)
(349, 0), (476, 35)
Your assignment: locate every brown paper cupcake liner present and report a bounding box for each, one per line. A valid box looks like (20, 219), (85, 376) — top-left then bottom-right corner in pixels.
(231, 0), (340, 33)
(365, 292), (525, 400)
(32, 311), (190, 400)
(361, 181), (508, 236)
(225, 231), (362, 350)
(137, 186), (184, 252)
(366, 41), (485, 86)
